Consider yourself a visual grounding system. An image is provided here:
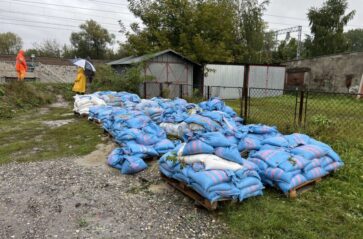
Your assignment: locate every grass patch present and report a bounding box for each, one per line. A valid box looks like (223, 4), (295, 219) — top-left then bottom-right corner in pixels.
(222, 96), (363, 239)
(0, 82), (74, 119)
(0, 106), (102, 164)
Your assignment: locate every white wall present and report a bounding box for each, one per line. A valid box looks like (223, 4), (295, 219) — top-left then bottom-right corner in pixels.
(204, 64), (245, 99)
(248, 66), (286, 97)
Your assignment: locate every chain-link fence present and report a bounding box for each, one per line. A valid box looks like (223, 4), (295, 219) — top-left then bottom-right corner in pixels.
(247, 87), (363, 141)
(143, 82), (363, 141)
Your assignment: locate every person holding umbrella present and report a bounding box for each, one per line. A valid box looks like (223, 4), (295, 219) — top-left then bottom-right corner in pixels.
(72, 67), (87, 94)
(72, 58), (96, 94)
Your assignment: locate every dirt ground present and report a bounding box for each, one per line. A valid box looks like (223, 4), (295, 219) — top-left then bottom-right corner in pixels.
(0, 142), (229, 239)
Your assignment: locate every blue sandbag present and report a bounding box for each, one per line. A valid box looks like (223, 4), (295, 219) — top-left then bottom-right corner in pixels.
(304, 167), (328, 180)
(214, 146), (243, 164)
(248, 124), (278, 134)
(188, 169), (230, 191)
(200, 111), (225, 123)
(284, 133), (311, 147)
(238, 137), (262, 151)
(115, 128), (141, 141)
(223, 106), (237, 117)
(291, 144), (327, 160)
(154, 139), (175, 154)
(239, 186), (264, 201)
(264, 168), (301, 183)
(125, 115), (151, 128)
(234, 177), (262, 190)
(252, 149), (291, 167)
(191, 183), (221, 202)
(277, 174), (307, 192)
(278, 155), (310, 172)
(184, 114), (221, 132)
(261, 136), (289, 147)
(135, 133), (161, 146)
(226, 135), (239, 145)
(247, 158), (269, 171)
(125, 142), (159, 157)
(107, 148), (124, 167)
(303, 158), (321, 172)
(121, 156), (148, 174)
(182, 140), (215, 155)
(200, 132), (231, 147)
(324, 162), (344, 172)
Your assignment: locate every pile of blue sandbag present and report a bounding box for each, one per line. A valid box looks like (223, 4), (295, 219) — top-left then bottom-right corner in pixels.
(103, 108), (175, 174)
(159, 131), (264, 202)
(248, 133), (344, 193)
(77, 91), (344, 201)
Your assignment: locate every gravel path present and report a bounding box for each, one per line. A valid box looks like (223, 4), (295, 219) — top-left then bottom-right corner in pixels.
(0, 145), (229, 239)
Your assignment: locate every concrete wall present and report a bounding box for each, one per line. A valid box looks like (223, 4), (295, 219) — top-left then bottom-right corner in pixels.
(284, 52), (363, 92)
(0, 61), (76, 83)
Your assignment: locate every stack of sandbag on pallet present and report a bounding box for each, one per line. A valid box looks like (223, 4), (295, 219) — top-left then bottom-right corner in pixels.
(73, 94), (106, 115)
(234, 124), (281, 153)
(159, 131), (264, 202)
(104, 108), (175, 174)
(247, 133), (344, 193)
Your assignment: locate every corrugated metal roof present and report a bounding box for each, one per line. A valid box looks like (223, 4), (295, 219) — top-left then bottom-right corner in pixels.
(107, 49), (200, 66)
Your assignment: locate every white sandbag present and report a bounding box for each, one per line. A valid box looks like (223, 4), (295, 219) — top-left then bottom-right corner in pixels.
(160, 122), (187, 138)
(188, 123), (205, 131)
(179, 154), (243, 171)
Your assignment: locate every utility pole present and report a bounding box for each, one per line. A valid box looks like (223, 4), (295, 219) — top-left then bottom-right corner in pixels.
(274, 25), (302, 60)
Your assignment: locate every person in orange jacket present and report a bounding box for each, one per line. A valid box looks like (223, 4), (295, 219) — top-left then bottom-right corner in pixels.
(15, 50), (28, 81)
(72, 67), (87, 94)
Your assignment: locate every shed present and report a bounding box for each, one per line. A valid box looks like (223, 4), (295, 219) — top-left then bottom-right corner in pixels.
(107, 49), (201, 98)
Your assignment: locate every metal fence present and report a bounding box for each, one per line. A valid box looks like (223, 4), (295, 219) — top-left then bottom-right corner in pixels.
(143, 82), (363, 140)
(248, 88), (363, 140)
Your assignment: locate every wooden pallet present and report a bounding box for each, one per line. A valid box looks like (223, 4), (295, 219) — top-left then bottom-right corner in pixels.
(74, 112), (88, 118)
(285, 177), (323, 199)
(88, 118), (102, 126)
(160, 173), (233, 211)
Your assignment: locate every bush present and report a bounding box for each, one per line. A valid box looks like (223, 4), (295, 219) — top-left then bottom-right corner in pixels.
(90, 64), (153, 93)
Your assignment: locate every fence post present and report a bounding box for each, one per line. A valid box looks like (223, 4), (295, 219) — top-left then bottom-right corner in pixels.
(143, 82), (147, 98)
(159, 83), (163, 97)
(207, 86), (211, 99)
(242, 65), (250, 120)
(298, 90), (305, 127)
(179, 84), (183, 98)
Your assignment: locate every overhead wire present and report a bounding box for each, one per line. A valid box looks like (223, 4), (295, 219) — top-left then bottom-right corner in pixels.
(7, 0), (130, 14)
(0, 8), (132, 27)
(0, 16), (121, 34)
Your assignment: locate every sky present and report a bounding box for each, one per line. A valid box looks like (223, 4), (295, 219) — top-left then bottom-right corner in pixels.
(0, 0), (362, 50)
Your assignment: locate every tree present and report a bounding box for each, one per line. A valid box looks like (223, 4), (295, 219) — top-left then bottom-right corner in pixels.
(272, 38), (298, 62)
(70, 20), (115, 59)
(123, 0), (270, 63)
(345, 29), (363, 52)
(26, 39), (61, 57)
(0, 32), (23, 54)
(234, 0), (271, 63)
(306, 0), (355, 57)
